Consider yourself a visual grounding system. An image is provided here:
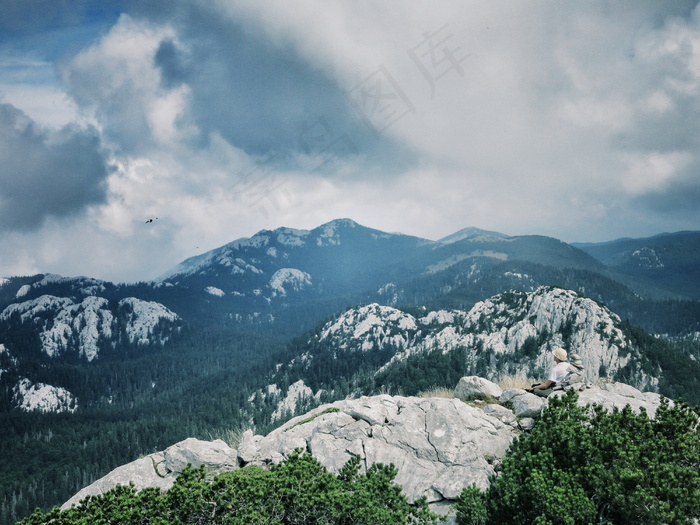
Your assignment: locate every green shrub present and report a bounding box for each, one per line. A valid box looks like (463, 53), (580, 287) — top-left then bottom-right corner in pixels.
(455, 390), (700, 524)
(18, 450), (439, 525)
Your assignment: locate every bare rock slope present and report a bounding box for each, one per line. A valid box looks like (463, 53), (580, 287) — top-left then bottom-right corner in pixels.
(62, 379), (668, 521)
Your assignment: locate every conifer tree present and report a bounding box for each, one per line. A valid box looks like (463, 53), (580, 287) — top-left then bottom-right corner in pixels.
(456, 390), (700, 524)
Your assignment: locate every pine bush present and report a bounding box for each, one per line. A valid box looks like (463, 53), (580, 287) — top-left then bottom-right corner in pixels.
(18, 450), (439, 525)
(456, 390), (700, 524)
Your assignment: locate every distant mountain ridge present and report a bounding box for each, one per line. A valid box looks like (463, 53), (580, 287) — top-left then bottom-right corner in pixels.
(573, 230), (700, 300)
(248, 285), (679, 429)
(1, 218), (699, 417)
(145, 219), (663, 334)
(437, 226), (511, 244)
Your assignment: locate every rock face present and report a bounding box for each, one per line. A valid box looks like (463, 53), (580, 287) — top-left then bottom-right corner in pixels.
(62, 438), (236, 509)
(13, 378), (78, 414)
(454, 376), (503, 401)
(270, 286), (663, 419)
(0, 295), (180, 362)
(239, 395), (515, 504)
(62, 378), (669, 521)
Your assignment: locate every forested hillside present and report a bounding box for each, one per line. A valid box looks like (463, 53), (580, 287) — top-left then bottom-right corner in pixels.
(3, 222), (700, 524)
(0, 325), (283, 524)
(3, 300), (700, 524)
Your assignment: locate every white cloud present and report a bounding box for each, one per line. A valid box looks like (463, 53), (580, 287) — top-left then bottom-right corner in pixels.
(621, 151), (693, 195)
(0, 84), (80, 129)
(0, 51), (82, 128)
(62, 14), (196, 152)
(2, 2), (700, 282)
(214, 1), (700, 231)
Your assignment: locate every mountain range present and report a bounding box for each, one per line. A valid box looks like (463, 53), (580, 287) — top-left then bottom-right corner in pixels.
(1, 218), (700, 524)
(2, 219), (700, 413)
(247, 285), (699, 431)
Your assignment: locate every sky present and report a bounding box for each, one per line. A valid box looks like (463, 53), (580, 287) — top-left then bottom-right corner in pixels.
(1, 0), (699, 283)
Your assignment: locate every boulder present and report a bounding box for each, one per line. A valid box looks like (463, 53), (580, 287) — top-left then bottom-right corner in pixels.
(454, 376), (503, 401)
(499, 389), (547, 418)
(518, 417), (536, 431)
(62, 438), (236, 510)
(481, 403), (518, 428)
(63, 453), (172, 510)
(163, 437), (237, 473)
(551, 381), (668, 418)
(239, 395), (517, 503)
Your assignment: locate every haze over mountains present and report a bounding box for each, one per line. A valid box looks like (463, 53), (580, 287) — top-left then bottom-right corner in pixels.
(2, 219), (699, 401)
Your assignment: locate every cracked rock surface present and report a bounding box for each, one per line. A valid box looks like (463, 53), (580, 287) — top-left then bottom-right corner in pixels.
(61, 379), (669, 521)
(240, 395), (515, 503)
(62, 438), (236, 510)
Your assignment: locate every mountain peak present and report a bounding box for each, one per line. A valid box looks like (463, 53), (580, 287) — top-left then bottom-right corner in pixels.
(438, 227), (509, 244)
(318, 218), (361, 229)
(311, 218), (363, 247)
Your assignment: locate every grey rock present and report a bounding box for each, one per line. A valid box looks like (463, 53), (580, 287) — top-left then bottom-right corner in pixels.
(550, 381), (667, 418)
(61, 378), (671, 522)
(61, 438), (236, 510)
(429, 500), (459, 524)
(239, 395), (516, 504)
(518, 417), (536, 431)
(499, 389), (547, 418)
(482, 403), (517, 427)
(164, 437), (237, 473)
(62, 453), (172, 510)
(498, 388), (521, 404)
(237, 429), (268, 464)
(454, 376), (503, 401)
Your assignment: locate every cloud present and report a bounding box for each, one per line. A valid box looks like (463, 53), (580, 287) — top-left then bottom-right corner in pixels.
(154, 38), (191, 89)
(75, 6), (394, 165)
(61, 15), (194, 153)
(633, 163), (700, 215)
(3, 1), (700, 283)
(0, 103), (109, 231)
(204, 1), (700, 235)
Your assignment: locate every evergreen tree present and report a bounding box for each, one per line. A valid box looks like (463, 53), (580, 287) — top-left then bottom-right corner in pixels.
(455, 390), (700, 524)
(18, 451), (439, 525)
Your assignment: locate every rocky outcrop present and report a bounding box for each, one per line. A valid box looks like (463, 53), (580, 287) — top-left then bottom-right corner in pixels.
(1, 295), (180, 363)
(62, 438), (236, 509)
(454, 376), (503, 401)
(282, 287), (663, 407)
(239, 395), (515, 505)
(567, 381), (668, 417)
(62, 378), (670, 522)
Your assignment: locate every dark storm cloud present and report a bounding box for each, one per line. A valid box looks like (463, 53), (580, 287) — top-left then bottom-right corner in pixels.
(636, 171), (700, 215)
(154, 39), (191, 89)
(0, 103), (110, 231)
(134, 1), (398, 165)
(188, 35), (368, 157)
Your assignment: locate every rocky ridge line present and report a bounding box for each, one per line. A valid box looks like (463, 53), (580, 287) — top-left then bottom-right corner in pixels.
(62, 378), (668, 522)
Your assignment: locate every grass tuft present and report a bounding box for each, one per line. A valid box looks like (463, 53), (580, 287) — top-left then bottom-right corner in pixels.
(417, 386), (455, 399)
(496, 375), (533, 390)
(204, 427), (249, 448)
